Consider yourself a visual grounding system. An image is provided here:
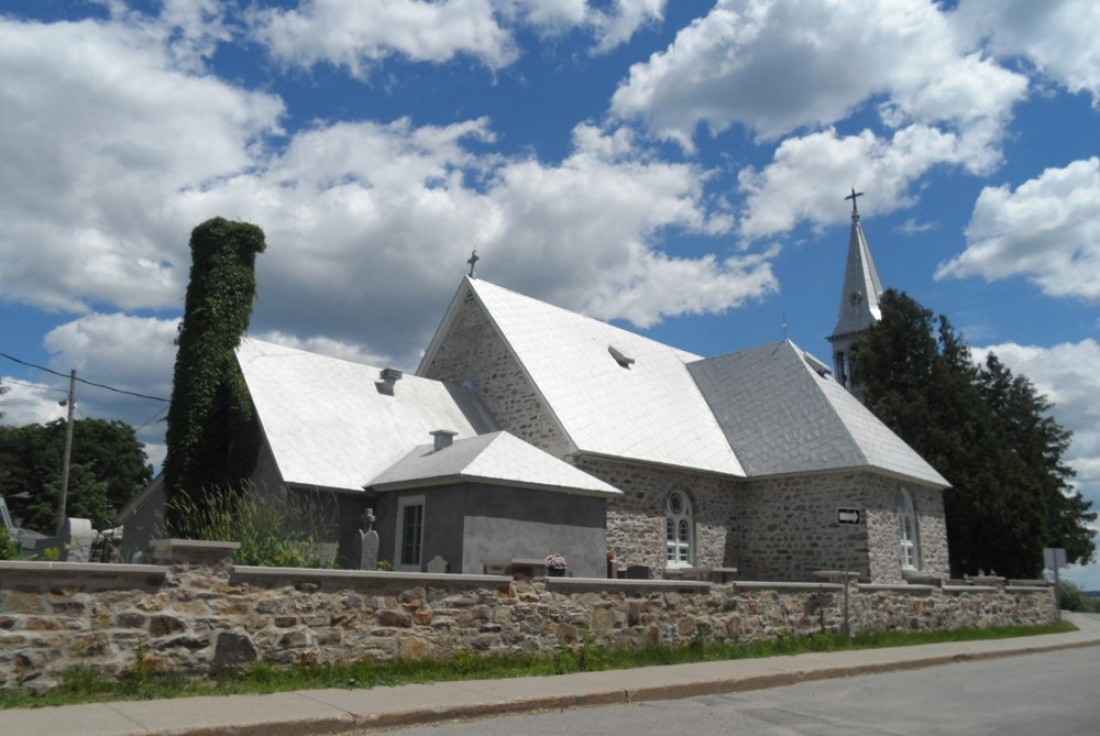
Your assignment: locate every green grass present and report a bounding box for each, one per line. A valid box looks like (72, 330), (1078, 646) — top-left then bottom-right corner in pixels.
(0, 621), (1076, 710)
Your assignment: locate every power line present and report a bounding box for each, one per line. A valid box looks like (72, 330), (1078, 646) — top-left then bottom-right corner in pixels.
(0, 351), (169, 403)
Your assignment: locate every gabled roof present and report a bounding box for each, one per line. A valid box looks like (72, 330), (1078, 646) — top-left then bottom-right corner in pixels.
(237, 339), (485, 492)
(369, 431), (621, 497)
(688, 340), (949, 488)
(831, 208), (885, 340)
(422, 278), (745, 478)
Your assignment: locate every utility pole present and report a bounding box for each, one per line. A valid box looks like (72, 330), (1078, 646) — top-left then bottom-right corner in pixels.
(56, 369), (76, 534)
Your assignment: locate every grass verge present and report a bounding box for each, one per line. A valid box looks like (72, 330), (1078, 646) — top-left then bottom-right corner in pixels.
(0, 620), (1077, 710)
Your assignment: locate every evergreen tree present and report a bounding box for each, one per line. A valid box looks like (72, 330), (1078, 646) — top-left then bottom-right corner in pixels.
(163, 218), (266, 535)
(855, 290), (1092, 578)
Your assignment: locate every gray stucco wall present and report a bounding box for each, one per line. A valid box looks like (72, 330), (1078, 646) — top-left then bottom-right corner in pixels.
(374, 483), (608, 577)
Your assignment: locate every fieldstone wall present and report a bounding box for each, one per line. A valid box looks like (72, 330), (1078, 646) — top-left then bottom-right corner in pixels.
(420, 290), (573, 458)
(574, 456), (741, 575)
(738, 472), (950, 584)
(0, 541), (1054, 693)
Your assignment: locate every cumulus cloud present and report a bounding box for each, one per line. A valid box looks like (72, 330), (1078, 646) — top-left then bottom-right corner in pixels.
(955, 0), (1100, 105)
(611, 0), (1023, 145)
(737, 126), (962, 238)
(250, 0), (518, 74)
(0, 14), (284, 313)
(175, 119), (773, 361)
(936, 158), (1100, 301)
(605, 0), (1028, 239)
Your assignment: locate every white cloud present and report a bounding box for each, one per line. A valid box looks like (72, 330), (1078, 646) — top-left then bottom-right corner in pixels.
(41, 314), (178, 461)
(936, 158), (1100, 302)
(606, 0), (1027, 239)
(250, 0), (518, 75)
(174, 119), (774, 360)
(955, 0), (1100, 105)
(611, 0), (1024, 145)
(0, 14), (284, 313)
(588, 0), (667, 54)
(737, 125), (962, 238)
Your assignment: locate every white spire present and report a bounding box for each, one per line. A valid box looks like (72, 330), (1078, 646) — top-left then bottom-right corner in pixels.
(831, 188), (884, 340)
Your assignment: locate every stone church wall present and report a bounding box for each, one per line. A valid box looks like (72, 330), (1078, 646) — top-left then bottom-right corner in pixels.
(0, 542), (1055, 693)
(573, 456), (741, 576)
(419, 290), (573, 458)
(739, 472), (950, 583)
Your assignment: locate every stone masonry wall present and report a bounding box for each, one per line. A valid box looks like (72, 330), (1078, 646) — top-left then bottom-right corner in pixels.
(574, 457), (741, 576)
(420, 290), (573, 458)
(739, 472), (951, 583)
(0, 541), (1054, 693)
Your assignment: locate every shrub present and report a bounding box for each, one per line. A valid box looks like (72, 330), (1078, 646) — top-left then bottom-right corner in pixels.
(0, 525), (18, 560)
(163, 483), (337, 568)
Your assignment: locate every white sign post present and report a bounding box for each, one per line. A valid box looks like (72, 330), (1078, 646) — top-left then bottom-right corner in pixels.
(1044, 547), (1067, 621)
(837, 508), (862, 636)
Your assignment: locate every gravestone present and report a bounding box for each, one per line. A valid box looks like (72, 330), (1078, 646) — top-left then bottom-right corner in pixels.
(358, 508), (379, 571)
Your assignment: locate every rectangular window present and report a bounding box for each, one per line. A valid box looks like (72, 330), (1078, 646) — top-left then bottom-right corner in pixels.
(395, 496), (424, 571)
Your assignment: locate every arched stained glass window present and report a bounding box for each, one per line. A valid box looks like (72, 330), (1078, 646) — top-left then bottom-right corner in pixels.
(666, 491), (694, 568)
(897, 489), (920, 570)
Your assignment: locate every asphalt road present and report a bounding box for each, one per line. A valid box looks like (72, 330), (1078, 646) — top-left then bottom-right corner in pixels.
(380, 645), (1100, 736)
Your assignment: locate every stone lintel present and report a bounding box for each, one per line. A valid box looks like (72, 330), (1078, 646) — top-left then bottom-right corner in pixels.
(152, 538), (240, 565)
(736, 580), (844, 593)
(547, 577), (712, 592)
(231, 566), (512, 587)
(860, 584), (937, 594)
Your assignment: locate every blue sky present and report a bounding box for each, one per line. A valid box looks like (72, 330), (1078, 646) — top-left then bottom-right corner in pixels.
(1, 1), (1098, 586)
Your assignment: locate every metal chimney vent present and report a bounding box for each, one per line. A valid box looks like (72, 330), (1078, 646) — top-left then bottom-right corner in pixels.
(376, 368), (403, 396)
(430, 429), (457, 451)
(608, 345), (635, 369)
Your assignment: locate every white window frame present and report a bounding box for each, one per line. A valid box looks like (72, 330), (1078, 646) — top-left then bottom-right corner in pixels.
(897, 489), (920, 571)
(665, 491), (694, 569)
(395, 495), (425, 572)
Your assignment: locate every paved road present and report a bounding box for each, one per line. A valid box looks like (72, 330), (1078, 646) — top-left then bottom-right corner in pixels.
(382, 646), (1100, 736)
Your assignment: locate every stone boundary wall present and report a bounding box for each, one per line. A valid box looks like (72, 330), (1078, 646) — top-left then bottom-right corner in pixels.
(0, 541), (1056, 693)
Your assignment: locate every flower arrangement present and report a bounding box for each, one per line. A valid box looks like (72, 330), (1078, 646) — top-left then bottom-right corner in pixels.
(545, 552), (567, 571)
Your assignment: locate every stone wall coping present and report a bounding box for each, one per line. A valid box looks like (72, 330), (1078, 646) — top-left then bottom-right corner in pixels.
(153, 538), (241, 552)
(1005, 585), (1052, 593)
(735, 580), (844, 593)
(547, 576), (712, 591)
(1009, 579), (1053, 587)
(943, 584), (998, 593)
(860, 584), (938, 593)
(0, 560), (167, 577)
(231, 565), (512, 585)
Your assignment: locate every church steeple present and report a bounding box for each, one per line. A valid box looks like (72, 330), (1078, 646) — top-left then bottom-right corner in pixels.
(828, 188), (885, 395)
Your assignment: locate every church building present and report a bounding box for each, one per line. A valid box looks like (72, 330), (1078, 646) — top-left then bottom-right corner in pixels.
(226, 194), (951, 583)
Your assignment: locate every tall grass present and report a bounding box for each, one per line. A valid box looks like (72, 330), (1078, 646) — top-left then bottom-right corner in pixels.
(162, 483), (337, 568)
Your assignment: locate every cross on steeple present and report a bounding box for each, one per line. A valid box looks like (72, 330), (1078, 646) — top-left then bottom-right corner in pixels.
(844, 187), (864, 218)
(466, 249), (479, 278)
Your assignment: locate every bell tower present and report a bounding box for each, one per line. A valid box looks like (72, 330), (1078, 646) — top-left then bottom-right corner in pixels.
(828, 188), (884, 398)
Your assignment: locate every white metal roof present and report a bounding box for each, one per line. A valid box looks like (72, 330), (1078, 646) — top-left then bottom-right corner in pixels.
(458, 278), (746, 477)
(688, 340), (949, 487)
(369, 431), (622, 497)
(237, 338), (481, 492)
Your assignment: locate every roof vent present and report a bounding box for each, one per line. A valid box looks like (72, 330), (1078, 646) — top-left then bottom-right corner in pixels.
(376, 368), (403, 396)
(608, 345), (635, 369)
(802, 351), (832, 378)
(430, 429), (457, 451)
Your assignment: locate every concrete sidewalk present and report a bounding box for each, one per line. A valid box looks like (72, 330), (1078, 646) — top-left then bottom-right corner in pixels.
(7, 613), (1100, 736)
